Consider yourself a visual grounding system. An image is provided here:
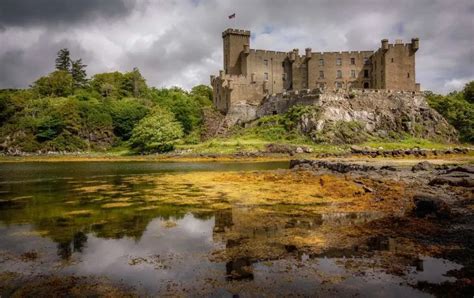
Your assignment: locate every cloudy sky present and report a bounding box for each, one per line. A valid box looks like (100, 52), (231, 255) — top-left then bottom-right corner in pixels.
(0, 0), (473, 94)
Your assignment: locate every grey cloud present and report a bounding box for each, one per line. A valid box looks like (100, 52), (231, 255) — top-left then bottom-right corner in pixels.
(0, 0), (473, 93)
(0, 0), (137, 27)
(0, 34), (95, 88)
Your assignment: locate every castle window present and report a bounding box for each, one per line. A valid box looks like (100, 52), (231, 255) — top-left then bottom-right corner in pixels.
(351, 58), (355, 65)
(351, 70), (356, 78)
(391, 58), (394, 63)
(336, 70), (342, 79)
(364, 69), (369, 78)
(407, 72), (410, 78)
(336, 82), (343, 89)
(264, 72), (269, 81)
(264, 59), (268, 66)
(319, 71), (324, 79)
(364, 57), (369, 65)
(364, 82), (369, 89)
(336, 58), (342, 66)
(319, 59), (324, 66)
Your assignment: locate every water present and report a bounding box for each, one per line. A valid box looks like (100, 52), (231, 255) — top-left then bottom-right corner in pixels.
(0, 161), (463, 296)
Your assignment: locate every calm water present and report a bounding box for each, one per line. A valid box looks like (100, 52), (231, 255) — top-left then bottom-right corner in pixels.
(0, 162), (462, 297)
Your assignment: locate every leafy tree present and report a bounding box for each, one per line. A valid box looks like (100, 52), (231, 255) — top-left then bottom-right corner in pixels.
(129, 107), (183, 153)
(36, 114), (64, 141)
(463, 81), (474, 104)
(55, 48), (71, 72)
(426, 86), (474, 143)
(71, 59), (88, 89)
(150, 88), (206, 134)
(191, 84), (213, 102)
(122, 68), (148, 98)
(110, 98), (150, 140)
(32, 71), (74, 97)
(90, 72), (124, 98)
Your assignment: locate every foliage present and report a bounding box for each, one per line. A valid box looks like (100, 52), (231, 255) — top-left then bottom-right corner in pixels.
(71, 59), (88, 89)
(463, 81), (474, 104)
(129, 107), (183, 153)
(150, 87), (209, 135)
(32, 71), (74, 97)
(110, 98), (150, 140)
(312, 121), (368, 144)
(191, 84), (213, 102)
(90, 69), (148, 98)
(426, 81), (474, 143)
(55, 48), (71, 72)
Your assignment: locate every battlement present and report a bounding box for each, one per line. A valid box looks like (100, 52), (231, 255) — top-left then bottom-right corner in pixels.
(213, 29), (420, 115)
(250, 49), (288, 56)
(312, 50), (375, 55)
(381, 38), (419, 51)
(223, 28), (251, 37)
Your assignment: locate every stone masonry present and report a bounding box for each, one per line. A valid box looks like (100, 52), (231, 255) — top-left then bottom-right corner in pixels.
(211, 28), (420, 115)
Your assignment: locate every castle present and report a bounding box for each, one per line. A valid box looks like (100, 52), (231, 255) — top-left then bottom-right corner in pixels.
(211, 29), (420, 114)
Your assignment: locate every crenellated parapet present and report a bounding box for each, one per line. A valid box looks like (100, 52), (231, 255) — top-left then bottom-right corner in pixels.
(222, 28), (251, 37)
(212, 28), (421, 116)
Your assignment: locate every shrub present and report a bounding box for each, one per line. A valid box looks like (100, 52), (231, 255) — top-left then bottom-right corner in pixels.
(109, 98), (150, 140)
(426, 83), (474, 143)
(32, 71), (74, 97)
(129, 107), (183, 153)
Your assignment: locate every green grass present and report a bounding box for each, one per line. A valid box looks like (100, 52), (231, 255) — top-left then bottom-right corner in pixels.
(361, 137), (468, 150)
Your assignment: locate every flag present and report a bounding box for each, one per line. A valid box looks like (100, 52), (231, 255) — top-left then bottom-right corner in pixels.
(228, 13), (235, 19)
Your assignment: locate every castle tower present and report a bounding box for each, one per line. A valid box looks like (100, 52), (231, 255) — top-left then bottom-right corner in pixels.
(371, 38), (419, 91)
(222, 29), (250, 75)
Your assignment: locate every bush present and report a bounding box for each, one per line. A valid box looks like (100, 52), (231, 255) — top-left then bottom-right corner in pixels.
(426, 83), (474, 143)
(32, 71), (74, 97)
(312, 121), (368, 144)
(150, 88), (205, 134)
(129, 107), (183, 153)
(110, 98), (150, 140)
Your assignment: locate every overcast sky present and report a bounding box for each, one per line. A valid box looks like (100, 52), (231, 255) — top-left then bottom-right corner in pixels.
(0, 0), (473, 94)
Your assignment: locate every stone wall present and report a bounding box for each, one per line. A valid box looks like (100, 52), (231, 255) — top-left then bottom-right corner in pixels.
(212, 29), (421, 112)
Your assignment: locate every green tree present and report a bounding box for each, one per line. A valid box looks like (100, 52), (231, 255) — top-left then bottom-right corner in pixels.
(463, 81), (474, 104)
(110, 98), (150, 140)
(55, 48), (71, 72)
(71, 59), (88, 89)
(150, 88), (206, 134)
(122, 68), (148, 98)
(36, 114), (64, 141)
(32, 71), (74, 97)
(426, 88), (474, 143)
(191, 84), (213, 102)
(129, 107), (183, 153)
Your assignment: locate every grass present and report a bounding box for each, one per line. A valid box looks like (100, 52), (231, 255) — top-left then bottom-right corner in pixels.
(361, 137), (469, 150)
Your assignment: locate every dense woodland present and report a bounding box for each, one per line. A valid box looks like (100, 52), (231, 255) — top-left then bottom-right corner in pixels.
(0, 49), (472, 154)
(0, 49), (213, 153)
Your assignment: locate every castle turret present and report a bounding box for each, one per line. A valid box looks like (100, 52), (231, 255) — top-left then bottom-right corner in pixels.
(381, 39), (389, 52)
(411, 38), (419, 52)
(222, 28), (251, 75)
(305, 48), (312, 60)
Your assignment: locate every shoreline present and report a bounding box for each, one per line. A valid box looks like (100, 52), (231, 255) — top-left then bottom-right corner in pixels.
(1, 151), (473, 164)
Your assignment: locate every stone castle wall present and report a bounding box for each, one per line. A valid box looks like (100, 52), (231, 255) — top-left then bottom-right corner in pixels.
(212, 28), (420, 116)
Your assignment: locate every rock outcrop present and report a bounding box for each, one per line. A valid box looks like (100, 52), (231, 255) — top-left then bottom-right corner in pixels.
(218, 89), (458, 143)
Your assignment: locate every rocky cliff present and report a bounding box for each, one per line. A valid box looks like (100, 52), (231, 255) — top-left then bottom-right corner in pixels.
(219, 89), (458, 143)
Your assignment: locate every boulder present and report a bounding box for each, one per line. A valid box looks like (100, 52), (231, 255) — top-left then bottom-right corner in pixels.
(413, 194), (451, 219)
(412, 161), (434, 172)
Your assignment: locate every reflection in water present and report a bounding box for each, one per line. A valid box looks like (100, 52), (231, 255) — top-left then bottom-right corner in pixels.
(0, 162), (465, 296)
